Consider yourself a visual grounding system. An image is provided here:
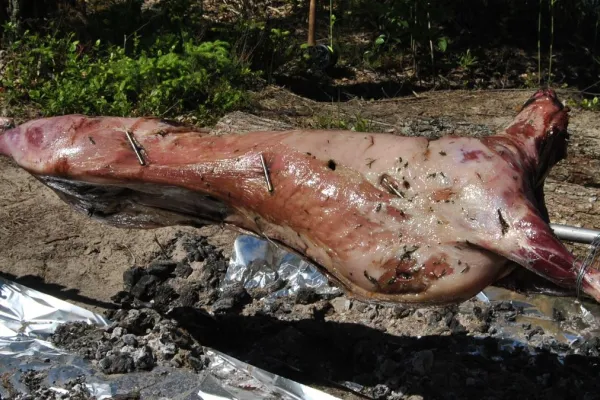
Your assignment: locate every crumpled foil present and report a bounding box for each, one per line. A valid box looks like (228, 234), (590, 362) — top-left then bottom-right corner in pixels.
(200, 350), (340, 400)
(0, 276), (342, 399)
(222, 235), (341, 299)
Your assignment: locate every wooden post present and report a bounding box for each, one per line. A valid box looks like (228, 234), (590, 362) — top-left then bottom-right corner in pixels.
(308, 0), (317, 46)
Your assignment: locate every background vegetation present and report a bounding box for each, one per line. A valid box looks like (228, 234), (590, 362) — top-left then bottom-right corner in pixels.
(2, 0), (600, 123)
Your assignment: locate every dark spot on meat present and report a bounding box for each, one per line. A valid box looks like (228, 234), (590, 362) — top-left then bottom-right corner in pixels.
(423, 254), (451, 278)
(428, 173), (437, 178)
(424, 148), (431, 160)
(460, 264), (471, 274)
(397, 271), (412, 280)
(234, 149), (239, 153)
(157, 130), (167, 137)
(498, 209), (510, 235)
(88, 136), (96, 145)
(304, 209), (309, 214)
(27, 127), (44, 147)
(476, 172), (483, 180)
(439, 151), (447, 156)
(375, 203), (382, 212)
(431, 188), (454, 202)
(366, 158), (375, 168)
(400, 245), (419, 260)
(403, 180), (410, 189)
(461, 150), (487, 162)
(306, 152), (312, 156)
(457, 260), (462, 265)
(404, 162), (409, 168)
(398, 157), (403, 164)
(364, 271), (379, 286)
(87, 207), (95, 217)
(367, 135), (375, 148)
(55, 157), (70, 175)
(387, 207), (407, 220)
(327, 159), (336, 170)
(513, 175), (518, 180)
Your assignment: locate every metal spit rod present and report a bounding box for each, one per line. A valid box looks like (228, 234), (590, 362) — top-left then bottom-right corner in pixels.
(550, 223), (600, 244)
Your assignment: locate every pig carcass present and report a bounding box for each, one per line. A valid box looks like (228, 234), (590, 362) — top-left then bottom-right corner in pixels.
(1, 89), (598, 304)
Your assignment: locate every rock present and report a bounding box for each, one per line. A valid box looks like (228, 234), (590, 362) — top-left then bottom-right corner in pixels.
(294, 288), (320, 304)
(132, 346), (155, 370)
(123, 267), (145, 291)
(188, 355), (210, 371)
(178, 284), (199, 307)
(353, 301), (368, 313)
(120, 345), (136, 354)
(122, 334), (138, 347)
(174, 262), (193, 278)
(146, 260), (177, 279)
(119, 309), (161, 335)
(393, 305), (413, 318)
(111, 327), (125, 340)
(211, 283), (251, 314)
(148, 338), (177, 360)
(330, 296), (348, 313)
(371, 384), (390, 399)
(130, 275), (160, 301)
(99, 353), (135, 374)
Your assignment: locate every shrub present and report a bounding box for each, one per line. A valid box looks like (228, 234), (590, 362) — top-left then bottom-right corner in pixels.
(0, 23), (257, 123)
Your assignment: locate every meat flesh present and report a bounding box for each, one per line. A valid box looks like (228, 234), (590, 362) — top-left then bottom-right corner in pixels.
(1, 89), (599, 305)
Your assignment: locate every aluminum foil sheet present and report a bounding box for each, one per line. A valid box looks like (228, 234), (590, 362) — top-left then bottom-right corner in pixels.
(0, 276), (342, 399)
(200, 350), (340, 400)
(222, 235), (341, 299)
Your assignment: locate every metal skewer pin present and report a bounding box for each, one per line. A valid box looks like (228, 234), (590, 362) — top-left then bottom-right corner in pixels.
(260, 153), (273, 193)
(550, 223), (600, 244)
(380, 175), (404, 198)
(125, 130), (146, 166)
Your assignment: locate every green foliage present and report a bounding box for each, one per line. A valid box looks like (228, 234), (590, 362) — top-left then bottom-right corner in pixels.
(458, 49), (478, 70)
(581, 96), (600, 110)
(0, 23), (255, 123)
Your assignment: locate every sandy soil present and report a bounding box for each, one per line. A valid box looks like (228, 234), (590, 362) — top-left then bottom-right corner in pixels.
(0, 88), (598, 313)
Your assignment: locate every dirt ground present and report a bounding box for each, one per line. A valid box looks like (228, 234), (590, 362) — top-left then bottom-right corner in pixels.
(1, 88), (598, 313)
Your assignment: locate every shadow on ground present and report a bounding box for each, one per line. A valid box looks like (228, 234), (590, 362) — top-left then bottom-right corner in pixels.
(167, 305), (600, 400)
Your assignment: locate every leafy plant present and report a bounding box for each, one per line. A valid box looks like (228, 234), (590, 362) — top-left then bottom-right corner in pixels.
(0, 24), (256, 123)
(458, 49), (478, 70)
(581, 96), (600, 110)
